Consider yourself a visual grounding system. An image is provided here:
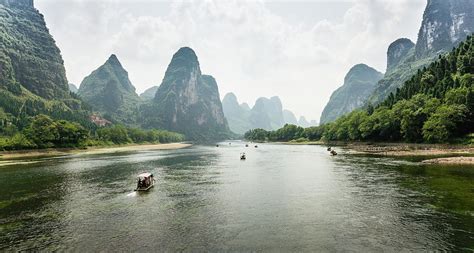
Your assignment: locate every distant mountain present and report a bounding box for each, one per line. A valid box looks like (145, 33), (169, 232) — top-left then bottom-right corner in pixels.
(140, 86), (158, 100)
(0, 0), (91, 127)
(283, 110), (298, 125)
(240, 103), (251, 111)
(250, 96), (284, 130)
(222, 93), (312, 133)
(320, 64), (383, 124)
(367, 0), (474, 105)
(141, 47), (231, 141)
(222, 93), (251, 134)
(68, 83), (78, 93)
(297, 116), (310, 128)
(78, 54), (141, 125)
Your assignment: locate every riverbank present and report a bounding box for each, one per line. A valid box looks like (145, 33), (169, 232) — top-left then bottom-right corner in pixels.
(344, 142), (473, 156)
(273, 140), (474, 164)
(0, 143), (192, 160)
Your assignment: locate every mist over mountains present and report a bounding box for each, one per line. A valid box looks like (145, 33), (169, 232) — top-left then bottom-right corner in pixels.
(222, 93), (317, 134)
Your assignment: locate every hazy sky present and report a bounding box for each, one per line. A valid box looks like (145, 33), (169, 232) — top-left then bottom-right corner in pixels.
(35, 0), (426, 122)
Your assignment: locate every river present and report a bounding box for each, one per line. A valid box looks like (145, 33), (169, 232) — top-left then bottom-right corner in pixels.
(0, 142), (473, 251)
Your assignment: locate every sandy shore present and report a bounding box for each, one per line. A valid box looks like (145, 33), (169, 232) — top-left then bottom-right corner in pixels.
(0, 143), (192, 160)
(344, 143), (474, 156)
(421, 156), (474, 165)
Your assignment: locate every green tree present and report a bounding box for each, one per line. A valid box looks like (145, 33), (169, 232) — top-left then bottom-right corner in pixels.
(25, 114), (58, 148)
(422, 104), (468, 143)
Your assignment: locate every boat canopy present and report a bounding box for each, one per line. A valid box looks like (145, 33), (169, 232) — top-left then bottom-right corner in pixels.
(137, 172), (153, 179)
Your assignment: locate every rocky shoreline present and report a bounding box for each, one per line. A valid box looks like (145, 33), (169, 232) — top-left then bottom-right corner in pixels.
(0, 143), (192, 161)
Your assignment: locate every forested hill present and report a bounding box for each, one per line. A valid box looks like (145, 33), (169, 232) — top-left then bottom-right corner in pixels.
(78, 55), (141, 125)
(245, 35), (474, 144)
(0, 0), (92, 129)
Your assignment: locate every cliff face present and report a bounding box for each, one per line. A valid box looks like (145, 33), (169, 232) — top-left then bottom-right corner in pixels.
(222, 93), (308, 133)
(320, 64), (383, 124)
(222, 92), (252, 134)
(78, 55), (141, 125)
(415, 0), (474, 58)
(386, 38), (415, 73)
(250, 96), (285, 130)
(0, 0), (91, 127)
(142, 47), (231, 141)
(0, 0), (69, 99)
(367, 0), (474, 106)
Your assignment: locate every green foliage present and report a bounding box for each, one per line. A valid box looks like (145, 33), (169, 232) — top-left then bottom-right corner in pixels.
(77, 55), (142, 125)
(96, 125), (184, 145)
(422, 104), (468, 143)
(141, 48), (232, 141)
(243, 128), (269, 142)
(97, 125), (131, 144)
(245, 35), (474, 144)
(0, 114), (88, 150)
(0, 2), (70, 99)
(24, 114), (88, 148)
(320, 64), (383, 124)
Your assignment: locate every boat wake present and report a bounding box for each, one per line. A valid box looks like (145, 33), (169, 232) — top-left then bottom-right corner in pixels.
(126, 192), (137, 197)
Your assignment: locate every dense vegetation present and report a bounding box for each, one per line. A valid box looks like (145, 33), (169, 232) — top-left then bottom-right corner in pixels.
(141, 47), (233, 141)
(78, 55), (142, 125)
(368, 0), (474, 105)
(0, 114), (185, 151)
(320, 64), (383, 124)
(246, 35), (474, 144)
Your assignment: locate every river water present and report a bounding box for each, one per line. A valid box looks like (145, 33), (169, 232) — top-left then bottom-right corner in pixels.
(0, 142), (473, 251)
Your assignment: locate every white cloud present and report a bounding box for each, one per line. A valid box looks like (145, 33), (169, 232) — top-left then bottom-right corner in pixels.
(35, 0), (426, 121)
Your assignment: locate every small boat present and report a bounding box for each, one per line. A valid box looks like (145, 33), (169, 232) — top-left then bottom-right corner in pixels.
(330, 150), (338, 156)
(135, 172), (155, 191)
(216, 144), (219, 147)
(245, 144), (249, 147)
(327, 147), (332, 151)
(254, 145), (258, 148)
(240, 153), (246, 160)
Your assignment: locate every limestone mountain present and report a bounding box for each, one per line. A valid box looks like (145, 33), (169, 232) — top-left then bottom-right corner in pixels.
(386, 38), (415, 73)
(222, 92), (252, 134)
(68, 83), (78, 93)
(139, 86), (158, 100)
(368, 0), (474, 105)
(283, 110), (298, 125)
(0, 0), (70, 99)
(0, 0), (90, 127)
(141, 47), (231, 141)
(78, 55), (141, 125)
(320, 64), (383, 124)
(249, 96), (285, 130)
(298, 116), (311, 128)
(415, 0), (474, 58)
(222, 93), (306, 133)
(240, 103), (251, 111)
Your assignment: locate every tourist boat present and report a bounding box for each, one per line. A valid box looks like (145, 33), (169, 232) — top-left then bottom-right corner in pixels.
(330, 150), (338, 156)
(240, 153), (246, 160)
(135, 172), (155, 191)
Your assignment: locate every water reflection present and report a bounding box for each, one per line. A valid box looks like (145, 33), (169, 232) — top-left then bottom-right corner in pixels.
(0, 144), (473, 251)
